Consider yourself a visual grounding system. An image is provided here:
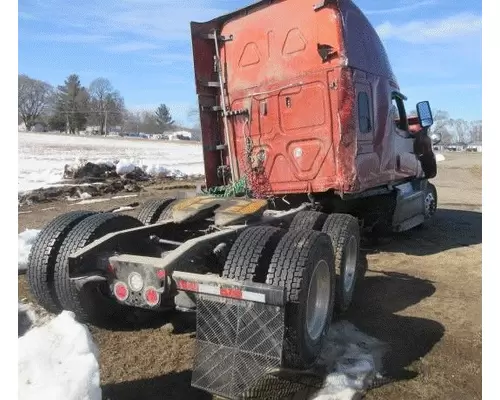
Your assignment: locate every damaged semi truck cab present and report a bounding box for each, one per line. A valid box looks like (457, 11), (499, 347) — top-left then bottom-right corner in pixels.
(26, 1), (439, 399)
(191, 0), (437, 198)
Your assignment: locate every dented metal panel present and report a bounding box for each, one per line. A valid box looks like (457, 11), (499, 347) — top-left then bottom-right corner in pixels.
(190, 0), (423, 196)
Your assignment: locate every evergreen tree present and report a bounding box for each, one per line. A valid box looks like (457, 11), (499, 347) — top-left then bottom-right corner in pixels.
(54, 74), (89, 134)
(155, 104), (175, 131)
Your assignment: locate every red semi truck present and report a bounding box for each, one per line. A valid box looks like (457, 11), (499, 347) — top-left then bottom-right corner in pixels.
(26, 1), (440, 398)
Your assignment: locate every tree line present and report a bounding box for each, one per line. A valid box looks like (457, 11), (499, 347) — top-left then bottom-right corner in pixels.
(425, 110), (482, 145)
(18, 73), (182, 136)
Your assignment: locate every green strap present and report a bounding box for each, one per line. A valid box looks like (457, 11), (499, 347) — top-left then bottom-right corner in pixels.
(202, 176), (250, 197)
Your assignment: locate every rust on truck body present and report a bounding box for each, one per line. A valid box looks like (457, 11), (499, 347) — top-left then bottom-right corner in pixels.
(190, 0), (426, 196)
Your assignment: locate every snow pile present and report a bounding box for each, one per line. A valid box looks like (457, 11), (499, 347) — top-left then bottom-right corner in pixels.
(70, 198), (111, 206)
(115, 160), (137, 175)
(18, 303), (39, 337)
(310, 321), (387, 400)
(18, 229), (41, 274)
(146, 164), (188, 179)
(18, 302), (54, 337)
(18, 311), (102, 400)
(435, 153), (446, 162)
(145, 164), (171, 177)
(263, 321), (387, 400)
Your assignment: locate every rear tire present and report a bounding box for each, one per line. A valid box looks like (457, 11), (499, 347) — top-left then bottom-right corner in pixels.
(222, 226), (285, 282)
(53, 213), (143, 324)
(157, 200), (177, 222)
(288, 211), (327, 231)
(321, 214), (361, 314)
(136, 197), (176, 225)
(26, 211), (95, 313)
(266, 229), (335, 368)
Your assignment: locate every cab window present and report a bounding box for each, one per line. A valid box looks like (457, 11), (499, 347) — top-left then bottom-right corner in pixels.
(357, 92), (372, 133)
(391, 93), (408, 131)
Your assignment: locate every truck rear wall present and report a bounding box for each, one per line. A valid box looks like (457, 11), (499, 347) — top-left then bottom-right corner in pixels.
(191, 0), (402, 196)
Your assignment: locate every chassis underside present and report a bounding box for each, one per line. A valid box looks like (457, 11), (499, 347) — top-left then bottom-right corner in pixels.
(27, 179), (436, 399)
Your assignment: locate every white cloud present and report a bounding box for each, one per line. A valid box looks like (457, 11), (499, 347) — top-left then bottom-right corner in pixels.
(107, 41), (161, 53)
(25, 1), (229, 42)
(364, 0), (436, 15)
(376, 13), (482, 43)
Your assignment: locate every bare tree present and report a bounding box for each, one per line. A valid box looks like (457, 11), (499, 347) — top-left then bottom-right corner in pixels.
(470, 120), (482, 143)
(89, 78), (125, 135)
(450, 119), (471, 144)
(122, 110), (141, 134)
(18, 74), (53, 131)
(187, 106), (200, 127)
(187, 106), (202, 140)
(428, 110), (454, 142)
(140, 111), (161, 134)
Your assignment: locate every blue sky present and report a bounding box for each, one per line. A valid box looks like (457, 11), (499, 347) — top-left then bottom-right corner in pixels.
(18, 0), (482, 126)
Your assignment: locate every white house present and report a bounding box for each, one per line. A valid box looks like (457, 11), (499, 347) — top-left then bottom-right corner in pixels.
(466, 142), (482, 152)
(166, 131), (192, 141)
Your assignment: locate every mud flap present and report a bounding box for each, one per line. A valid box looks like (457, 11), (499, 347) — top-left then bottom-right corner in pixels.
(191, 292), (286, 399)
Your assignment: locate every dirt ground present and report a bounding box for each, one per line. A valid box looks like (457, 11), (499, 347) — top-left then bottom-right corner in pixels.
(18, 151), (482, 400)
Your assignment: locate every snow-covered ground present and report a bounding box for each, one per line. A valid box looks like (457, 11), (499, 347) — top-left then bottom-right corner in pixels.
(436, 153), (446, 162)
(18, 132), (204, 193)
(18, 229), (40, 274)
(18, 308), (101, 400)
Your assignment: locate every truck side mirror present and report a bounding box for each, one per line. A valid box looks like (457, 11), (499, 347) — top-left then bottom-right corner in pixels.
(416, 101), (434, 128)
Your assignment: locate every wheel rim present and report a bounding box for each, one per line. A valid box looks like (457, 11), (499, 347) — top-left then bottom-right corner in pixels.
(424, 192), (436, 218)
(306, 260), (331, 341)
(344, 235), (358, 294)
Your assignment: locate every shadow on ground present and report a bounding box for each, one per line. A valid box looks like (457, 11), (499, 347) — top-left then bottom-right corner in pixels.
(364, 208), (481, 256)
(346, 270), (445, 380)
(102, 370), (210, 400)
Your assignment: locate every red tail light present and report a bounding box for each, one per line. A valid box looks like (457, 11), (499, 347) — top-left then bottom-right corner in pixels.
(156, 269), (166, 280)
(113, 282), (129, 301)
(144, 287), (160, 306)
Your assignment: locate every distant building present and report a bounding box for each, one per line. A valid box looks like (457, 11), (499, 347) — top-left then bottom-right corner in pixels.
(18, 122), (47, 132)
(466, 142), (482, 152)
(166, 131), (192, 141)
(85, 126), (100, 135)
(445, 142), (467, 152)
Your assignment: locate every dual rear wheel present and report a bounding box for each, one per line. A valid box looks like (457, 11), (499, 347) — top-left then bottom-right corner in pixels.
(289, 211), (361, 313)
(27, 211), (145, 324)
(221, 212), (360, 369)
